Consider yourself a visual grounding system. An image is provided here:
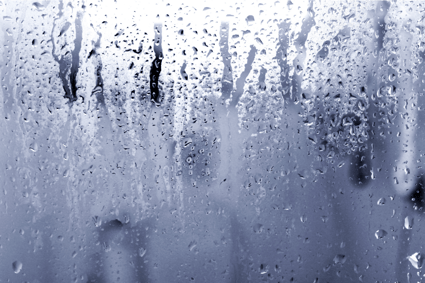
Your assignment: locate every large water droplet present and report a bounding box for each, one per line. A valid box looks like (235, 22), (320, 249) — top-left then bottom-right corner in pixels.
(404, 216), (414, 230)
(377, 198), (386, 205)
(375, 229), (387, 239)
(12, 261), (22, 274)
(408, 252), (423, 269)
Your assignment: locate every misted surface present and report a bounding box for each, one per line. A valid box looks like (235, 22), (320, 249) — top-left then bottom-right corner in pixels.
(1, 0), (425, 282)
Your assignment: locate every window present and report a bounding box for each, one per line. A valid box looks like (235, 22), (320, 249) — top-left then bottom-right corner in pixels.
(0, 0), (423, 282)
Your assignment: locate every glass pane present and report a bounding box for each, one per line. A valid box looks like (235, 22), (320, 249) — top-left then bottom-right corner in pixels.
(0, 0), (424, 282)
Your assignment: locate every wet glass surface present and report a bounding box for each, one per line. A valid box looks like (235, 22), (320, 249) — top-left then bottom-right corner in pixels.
(1, 0), (425, 282)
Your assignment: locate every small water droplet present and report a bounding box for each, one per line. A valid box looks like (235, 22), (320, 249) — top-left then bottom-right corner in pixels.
(259, 263), (269, 274)
(184, 138), (192, 147)
(375, 229), (387, 239)
(188, 240), (197, 252)
(333, 254), (346, 264)
(287, 0), (293, 10)
(12, 261), (22, 274)
(253, 223), (263, 234)
(377, 198), (386, 205)
(32, 2), (45, 10)
(138, 247), (147, 257)
(245, 15), (255, 25)
(29, 142), (38, 152)
(281, 203), (291, 211)
(92, 216), (102, 227)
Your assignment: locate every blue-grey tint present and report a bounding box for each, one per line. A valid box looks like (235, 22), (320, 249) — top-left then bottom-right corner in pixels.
(1, 0), (425, 282)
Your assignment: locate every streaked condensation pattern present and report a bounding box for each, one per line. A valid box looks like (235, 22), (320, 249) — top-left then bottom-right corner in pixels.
(1, 0), (425, 282)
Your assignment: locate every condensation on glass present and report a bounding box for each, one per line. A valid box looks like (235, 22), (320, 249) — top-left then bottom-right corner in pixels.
(0, 0), (424, 282)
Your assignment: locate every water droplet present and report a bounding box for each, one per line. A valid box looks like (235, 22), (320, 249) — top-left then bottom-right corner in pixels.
(245, 15), (255, 25)
(138, 247), (147, 257)
(253, 223), (263, 234)
(92, 216), (102, 227)
(333, 254), (346, 264)
(259, 263), (269, 274)
(102, 242), (111, 252)
(375, 229), (387, 239)
(404, 216), (414, 230)
(282, 203), (292, 210)
(184, 138), (192, 147)
(408, 252), (423, 269)
(29, 142), (38, 152)
(32, 2), (45, 10)
(287, 0), (293, 10)
(188, 240), (197, 252)
(377, 198), (386, 205)
(323, 264), (331, 272)
(12, 261), (22, 274)
(300, 215), (307, 223)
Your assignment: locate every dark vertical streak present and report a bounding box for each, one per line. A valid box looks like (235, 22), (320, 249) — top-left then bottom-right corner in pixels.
(220, 22), (233, 101)
(69, 12), (83, 103)
(51, 0), (70, 102)
(50, 1), (83, 104)
(150, 23), (162, 104)
(90, 32), (105, 109)
(357, 1), (389, 187)
(230, 45), (256, 107)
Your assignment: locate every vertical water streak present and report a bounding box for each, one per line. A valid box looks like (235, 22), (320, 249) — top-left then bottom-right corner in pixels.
(276, 21), (291, 97)
(230, 45), (256, 108)
(89, 31), (105, 109)
(291, 0), (315, 102)
(69, 11), (83, 103)
(51, 1), (83, 104)
(220, 22), (233, 101)
(150, 23), (162, 104)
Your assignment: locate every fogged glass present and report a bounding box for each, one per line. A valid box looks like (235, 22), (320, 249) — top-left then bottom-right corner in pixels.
(0, 0), (424, 282)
